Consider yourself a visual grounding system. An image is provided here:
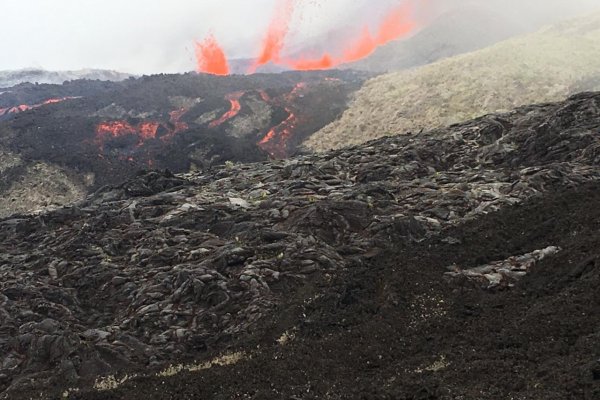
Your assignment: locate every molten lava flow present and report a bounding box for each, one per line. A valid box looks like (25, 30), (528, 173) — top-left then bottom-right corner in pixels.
(258, 107), (297, 159)
(195, 0), (420, 74)
(95, 120), (162, 151)
(209, 92), (244, 128)
(286, 1), (417, 70)
(0, 97), (80, 117)
(95, 121), (137, 141)
(248, 0), (296, 73)
(258, 82), (307, 158)
(195, 34), (230, 76)
(138, 122), (160, 140)
(94, 106), (191, 153)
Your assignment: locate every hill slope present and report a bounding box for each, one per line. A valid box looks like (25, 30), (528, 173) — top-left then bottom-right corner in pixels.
(2, 91), (600, 398)
(306, 13), (600, 151)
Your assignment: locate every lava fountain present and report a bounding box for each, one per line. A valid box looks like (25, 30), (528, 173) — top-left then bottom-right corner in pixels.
(195, 33), (230, 75)
(195, 0), (421, 74)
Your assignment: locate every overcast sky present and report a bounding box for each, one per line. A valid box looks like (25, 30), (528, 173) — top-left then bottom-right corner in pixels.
(1, 0), (599, 75)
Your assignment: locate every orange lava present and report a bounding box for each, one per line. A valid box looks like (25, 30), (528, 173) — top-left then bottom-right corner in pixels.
(195, 0), (420, 74)
(209, 92), (244, 128)
(248, 0), (296, 73)
(0, 97), (80, 117)
(258, 108), (297, 158)
(95, 121), (137, 139)
(95, 120), (161, 149)
(286, 1), (416, 70)
(138, 122), (160, 139)
(258, 82), (307, 158)
(195, 34), (230, 75)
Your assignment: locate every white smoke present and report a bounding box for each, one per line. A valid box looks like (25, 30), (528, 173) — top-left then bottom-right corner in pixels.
(0, 0), (599, 74)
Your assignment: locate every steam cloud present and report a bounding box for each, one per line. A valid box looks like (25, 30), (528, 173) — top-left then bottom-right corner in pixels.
(1, 0), (599, 74)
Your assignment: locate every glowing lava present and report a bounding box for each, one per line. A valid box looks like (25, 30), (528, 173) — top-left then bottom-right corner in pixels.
(95, 121), (151, 149)
(95, 107), (190, 152)
(258, 107), (297, 159)
(195, 0), (420, 74)
(209, 92), (244, 128)
(248, 0), (296, 73)
(138, 122), (161, 140)
(286, 2), (416, 70)
(258, 82), (306, 158)
(195, 34), (230, 76)
(0, 97), (80, 117)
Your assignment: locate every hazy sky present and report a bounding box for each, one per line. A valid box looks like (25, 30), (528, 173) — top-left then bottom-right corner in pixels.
(1, 0), (599, 74)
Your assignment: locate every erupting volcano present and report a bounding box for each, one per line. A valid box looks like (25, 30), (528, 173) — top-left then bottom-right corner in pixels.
(195, 0), (419, 75)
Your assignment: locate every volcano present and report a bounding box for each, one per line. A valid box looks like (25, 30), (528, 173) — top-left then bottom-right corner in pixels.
(0, 71), (367, 216)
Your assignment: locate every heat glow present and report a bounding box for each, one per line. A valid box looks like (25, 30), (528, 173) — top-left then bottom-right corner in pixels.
(0, 97), (80, 117)
(195, 34), (230, 75)
(194, 0), (420, 74)
(209, 92), (244, 128)
(258, 82), (306, 158)
(248, 0), (296, 73)
(285, 2), (417, 70)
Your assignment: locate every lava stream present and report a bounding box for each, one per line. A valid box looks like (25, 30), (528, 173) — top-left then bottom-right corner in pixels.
(286, 1), (416, 70)
(259, 108), (297, 159)
(0, 97), (79, 117)
(209, 92), (244, 128)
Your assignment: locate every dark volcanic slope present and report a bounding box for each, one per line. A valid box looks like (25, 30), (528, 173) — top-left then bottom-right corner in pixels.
(1, 92), (600, 399)
(0, 70), (365, 188)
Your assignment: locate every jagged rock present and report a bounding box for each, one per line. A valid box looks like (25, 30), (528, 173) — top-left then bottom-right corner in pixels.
(1, 92), (600, 396)
(444, 246), (561, 289)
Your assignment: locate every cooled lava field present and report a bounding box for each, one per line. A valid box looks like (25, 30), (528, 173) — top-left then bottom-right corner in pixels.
(1, 92), (599, 399)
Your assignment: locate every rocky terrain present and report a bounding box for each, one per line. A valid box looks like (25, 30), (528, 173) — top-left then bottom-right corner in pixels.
(307, 12), (600, 151)
(1, 91), (600, 399)
(0, 71), (366, 217)
(0, 69), (132, 89)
